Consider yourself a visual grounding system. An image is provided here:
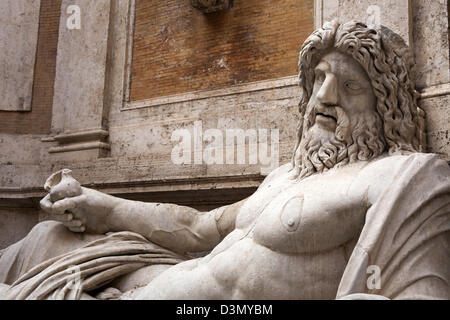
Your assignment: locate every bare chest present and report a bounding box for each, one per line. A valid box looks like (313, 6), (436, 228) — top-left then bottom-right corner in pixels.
(235, 168), (369, 254)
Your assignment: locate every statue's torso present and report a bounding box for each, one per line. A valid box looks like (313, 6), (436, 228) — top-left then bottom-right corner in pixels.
(132, 156), (399, 300)
(199, 161), (372, 299)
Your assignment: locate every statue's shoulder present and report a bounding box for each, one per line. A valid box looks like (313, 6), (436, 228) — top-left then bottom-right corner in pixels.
(258, 163), (293, 189)
(364, 152), (448, 176)
(358, 152), (449, 204)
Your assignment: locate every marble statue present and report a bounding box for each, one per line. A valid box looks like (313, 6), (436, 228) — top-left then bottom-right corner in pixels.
(1, 21), (449, 300)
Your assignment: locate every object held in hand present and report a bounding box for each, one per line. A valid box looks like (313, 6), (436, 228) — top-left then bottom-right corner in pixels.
(44, 169), (82, 202)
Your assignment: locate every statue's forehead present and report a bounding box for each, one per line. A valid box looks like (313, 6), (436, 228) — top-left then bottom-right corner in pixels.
(316, 51), (370, 81)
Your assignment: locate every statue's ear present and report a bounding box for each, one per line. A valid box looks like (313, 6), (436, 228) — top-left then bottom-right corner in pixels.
(44, 168), (73, 191)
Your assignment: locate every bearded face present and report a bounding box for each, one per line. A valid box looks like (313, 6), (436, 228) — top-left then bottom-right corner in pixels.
(293, 51), (386, 179)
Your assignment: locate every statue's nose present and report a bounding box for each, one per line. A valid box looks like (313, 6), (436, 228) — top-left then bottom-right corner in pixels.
(316, 74), (338, 106)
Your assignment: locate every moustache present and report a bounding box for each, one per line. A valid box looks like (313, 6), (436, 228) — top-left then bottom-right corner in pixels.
(305, 104), (351, 143)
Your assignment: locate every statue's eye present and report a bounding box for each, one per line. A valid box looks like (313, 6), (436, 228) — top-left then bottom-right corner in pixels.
(315, 72), (325, 84)
(344, 81), (362, 91)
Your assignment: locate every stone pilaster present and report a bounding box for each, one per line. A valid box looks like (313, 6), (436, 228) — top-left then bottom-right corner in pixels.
(50, 0), (113, 159)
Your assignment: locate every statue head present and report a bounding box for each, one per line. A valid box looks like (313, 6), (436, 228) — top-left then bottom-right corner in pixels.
(292, 21), (426, 179)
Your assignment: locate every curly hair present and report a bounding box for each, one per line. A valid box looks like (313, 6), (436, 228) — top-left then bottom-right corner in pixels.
(292, 21), (426, 163)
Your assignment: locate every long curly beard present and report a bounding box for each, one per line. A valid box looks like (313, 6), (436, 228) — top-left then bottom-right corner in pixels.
(292, 104), (386, 180)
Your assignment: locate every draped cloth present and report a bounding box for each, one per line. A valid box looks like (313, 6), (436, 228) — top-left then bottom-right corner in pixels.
(1, 232), (186, 300)
(337, 153), (450, 299)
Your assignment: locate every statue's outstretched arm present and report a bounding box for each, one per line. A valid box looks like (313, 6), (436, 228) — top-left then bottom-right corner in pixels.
(107, 197), (246, 254)
(39, 169), (245, 254)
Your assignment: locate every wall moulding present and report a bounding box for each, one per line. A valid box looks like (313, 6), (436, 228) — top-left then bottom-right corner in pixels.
(48, 129), (110, 154)
(122, 0), (135, 105)
(0, 171), (264, 202)
(122, 76), (298, 111)
(120, 72), (444, 112)
(48, 142), (111, 154)
(419, 83), (450, 100)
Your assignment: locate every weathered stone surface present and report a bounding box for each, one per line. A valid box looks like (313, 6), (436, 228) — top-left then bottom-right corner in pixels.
(412, 0), (450, 88)
(420, 94), (450, 157)
(0, 134), (43, 167)
(0, 0), (61, 134)
(0, 0), (41, 111)
(109, 82), (300, 175)
(320, 0), (339, 26)
(0, 208), (38, 249)
(51, 0), (111, 135)
(319, 0), (411, 45)
(46, 0), (113, 162)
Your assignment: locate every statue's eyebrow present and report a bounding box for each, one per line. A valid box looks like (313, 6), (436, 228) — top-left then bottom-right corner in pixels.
(315, 60), (330, 73)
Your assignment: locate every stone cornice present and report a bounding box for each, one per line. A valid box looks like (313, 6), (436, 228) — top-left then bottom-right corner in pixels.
(419, 82), (450, 100)
(122, 76), (298, 111)
(0, 173), (265, 201)
(48, 129), (110, 153)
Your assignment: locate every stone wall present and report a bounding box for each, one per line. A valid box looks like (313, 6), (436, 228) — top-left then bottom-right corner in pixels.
(0, 0), (449, 249)
(411, 0), (450, 156)
(0, 0), (41, 112)
(0, 0), (61, 134)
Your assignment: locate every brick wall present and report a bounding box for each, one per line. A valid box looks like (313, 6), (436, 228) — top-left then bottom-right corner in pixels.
(0, 0), (61, 134)
(130, 0), (314, 101)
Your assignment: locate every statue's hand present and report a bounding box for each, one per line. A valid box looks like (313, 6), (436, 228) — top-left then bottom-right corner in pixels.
(40, 169), (114, 234)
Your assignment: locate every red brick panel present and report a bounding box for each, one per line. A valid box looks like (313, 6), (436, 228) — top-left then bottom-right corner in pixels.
(130, 0), (314, 101)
